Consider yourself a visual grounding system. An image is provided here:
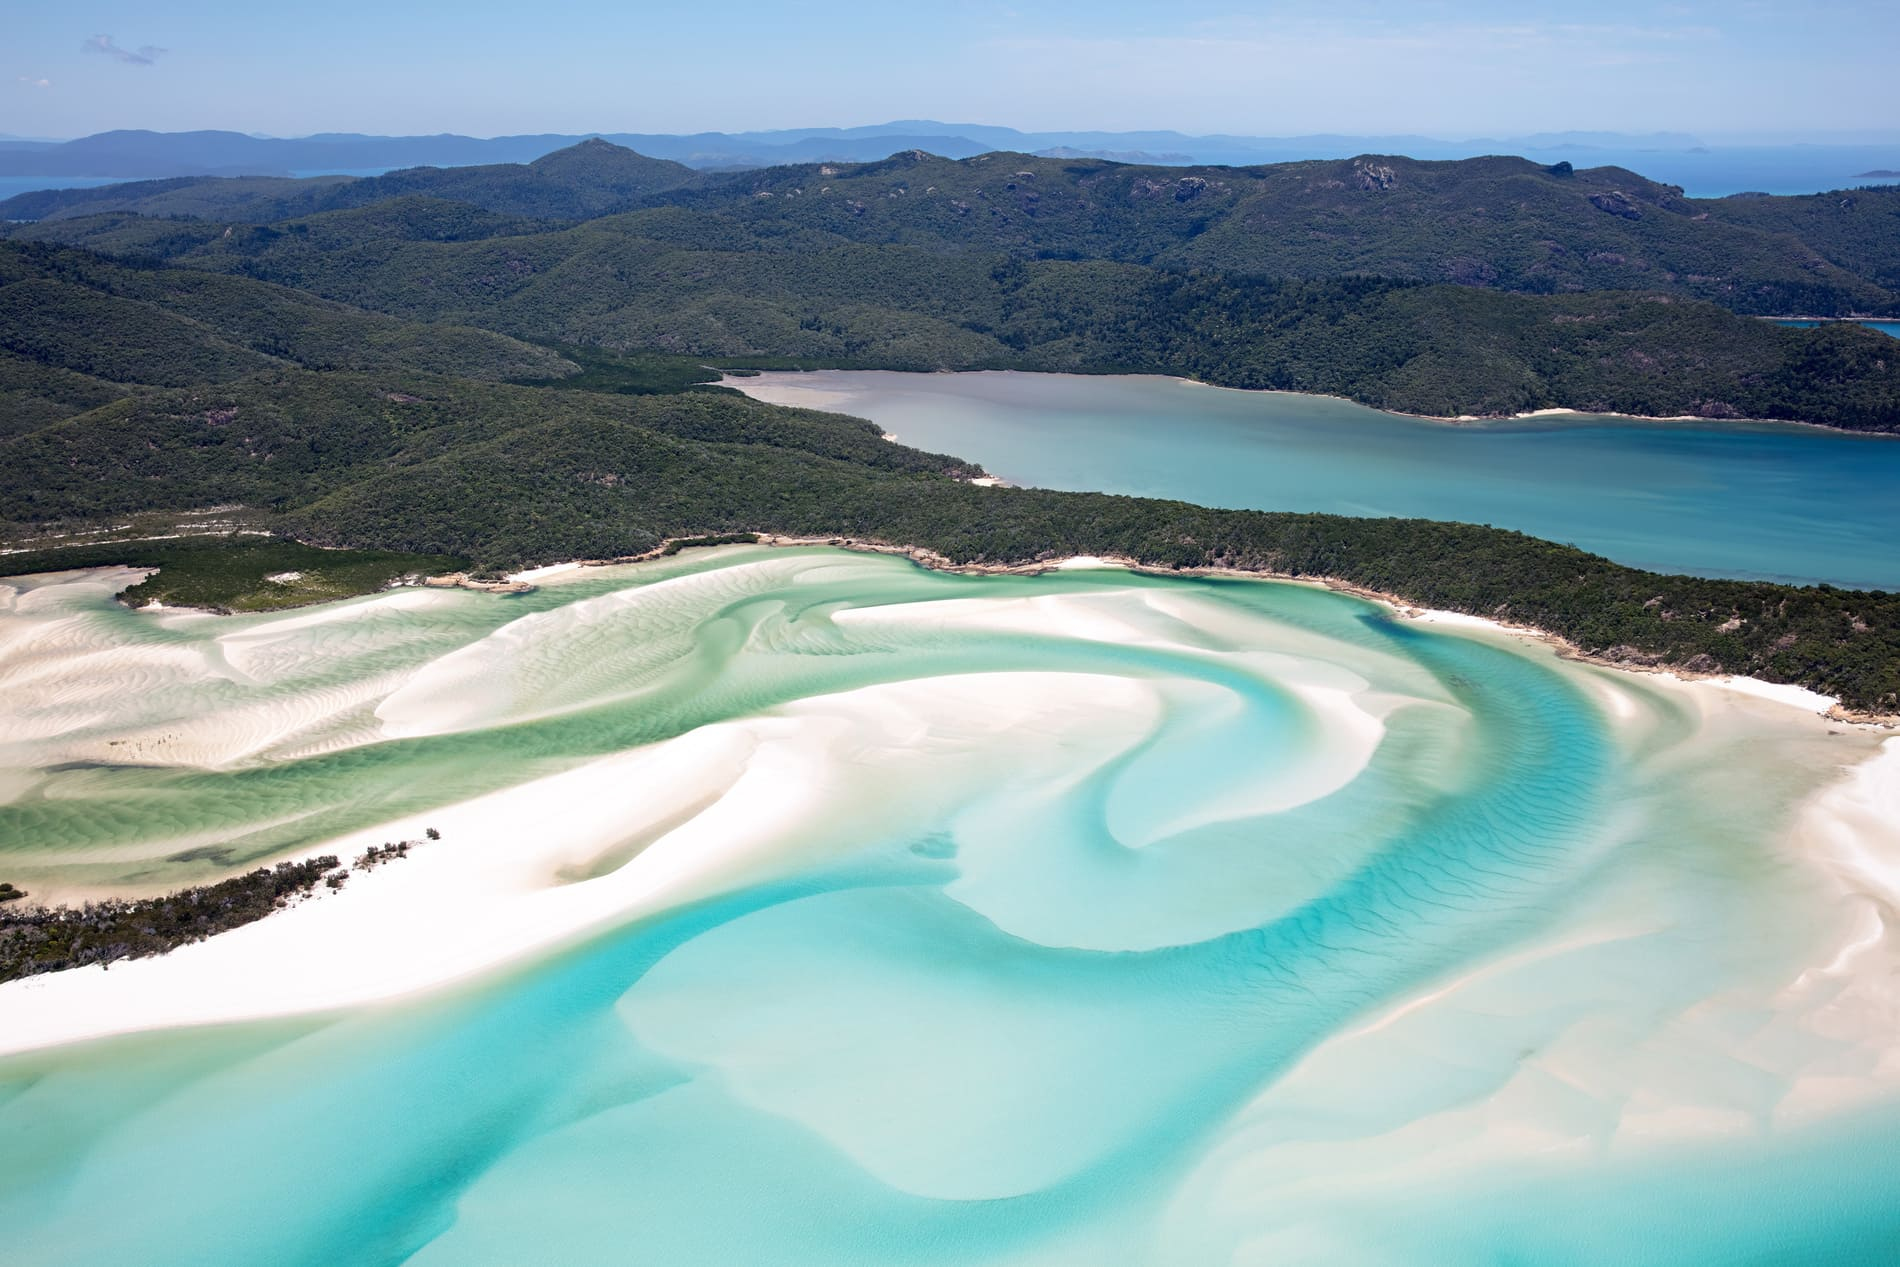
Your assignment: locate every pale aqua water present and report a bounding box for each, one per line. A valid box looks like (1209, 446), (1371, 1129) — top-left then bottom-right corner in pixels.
(1, 548), (1896, 1264)
(739, 371), (1900, 590)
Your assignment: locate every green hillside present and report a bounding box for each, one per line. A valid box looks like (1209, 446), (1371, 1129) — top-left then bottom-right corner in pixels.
(8, 143), (1899, 315)
(1702, 185), (1900, 296)
(648, 150), (1900, 315)
(28, 216), (1891, 429)
(0, 241), (575, 426)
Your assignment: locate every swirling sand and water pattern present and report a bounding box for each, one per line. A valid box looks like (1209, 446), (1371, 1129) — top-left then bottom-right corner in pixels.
(1, 546), (1898, 1264)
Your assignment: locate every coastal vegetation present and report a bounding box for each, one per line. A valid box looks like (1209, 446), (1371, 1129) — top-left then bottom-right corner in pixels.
(0, 536), (463, 612)
(659, 533), (763, 555)
(0, 827), (442, 981)
(0, 856), (342, 982)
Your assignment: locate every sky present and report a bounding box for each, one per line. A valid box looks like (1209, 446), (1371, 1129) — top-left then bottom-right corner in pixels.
(4, 0), (1895, 141)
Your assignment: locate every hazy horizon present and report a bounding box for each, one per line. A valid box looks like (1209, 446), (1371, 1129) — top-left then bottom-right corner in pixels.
(8, 1), (1897, 141)
(7, 121), (1900, 148)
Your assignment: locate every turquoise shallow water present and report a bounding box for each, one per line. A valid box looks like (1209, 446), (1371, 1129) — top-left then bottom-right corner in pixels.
(738, 370), (1900, 589)
(1, 548), (1897, 1264)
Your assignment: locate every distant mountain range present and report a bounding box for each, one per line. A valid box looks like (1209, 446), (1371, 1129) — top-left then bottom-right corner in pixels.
(0, 122), (1828, 176)
(1, 123), (1893, 200)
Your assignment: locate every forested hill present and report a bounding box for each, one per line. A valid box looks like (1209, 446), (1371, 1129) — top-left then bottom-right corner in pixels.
(7, 221), (1897, 431)
(7, 142), (1899, 316)
(650, 150), (1900, 317)
(0, 242), (574, 435)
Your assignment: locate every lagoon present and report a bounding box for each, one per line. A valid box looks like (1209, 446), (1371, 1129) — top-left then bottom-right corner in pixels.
(736, 371), (1900, 590)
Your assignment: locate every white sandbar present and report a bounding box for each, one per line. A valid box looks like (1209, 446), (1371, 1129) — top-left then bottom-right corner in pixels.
(0, 669), (1159, 1057)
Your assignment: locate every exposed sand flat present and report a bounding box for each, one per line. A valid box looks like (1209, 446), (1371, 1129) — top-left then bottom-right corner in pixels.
(721, 372), (860, 412)
(0, 585), (462, 771)
(1796, 737), (1900, 910)
(828, 588), (1406, 951)
(832, 587), (1395, 819)
(832, 589), (1162, 646)
(375, 555), (819, 738)
(0, 566), (153, 611)
(36, 669), (412, 770)
(1705, 675), (1839, 716)
(505, 561), (586, 583)
(1406, 608), (1548, 635)
(0, 728), (753, 1054)
(0, 670), (1156, 1057)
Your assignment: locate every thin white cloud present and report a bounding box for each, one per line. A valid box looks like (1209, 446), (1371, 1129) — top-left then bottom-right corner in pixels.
(19, 76), (53, 89)
(82, 35), (167, 66)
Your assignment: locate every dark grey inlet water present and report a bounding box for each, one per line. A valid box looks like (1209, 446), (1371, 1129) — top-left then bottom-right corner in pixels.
(739, 371), (1900, 591)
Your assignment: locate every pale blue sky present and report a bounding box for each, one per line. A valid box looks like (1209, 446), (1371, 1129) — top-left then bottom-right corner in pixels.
(4, 1), (1893, 140)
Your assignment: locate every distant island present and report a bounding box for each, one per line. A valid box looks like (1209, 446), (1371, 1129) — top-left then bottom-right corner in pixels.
(1858, 169), (1900, 178)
